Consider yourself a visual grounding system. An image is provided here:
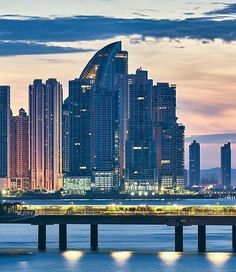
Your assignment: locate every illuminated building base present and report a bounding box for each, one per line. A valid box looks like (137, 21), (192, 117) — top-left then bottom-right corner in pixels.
(124, 180), (159, 195)
(161, 176), (185, 190)
(93, 171), (114, 191)
(63, 176), (91, 194)
(10, 177), (30, 191)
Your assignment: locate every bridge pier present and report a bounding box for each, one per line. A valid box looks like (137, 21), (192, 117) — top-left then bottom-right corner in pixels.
(38, 225), (46, 250)
(232, 225), (236, 251)
(198, 225), (206, 252)
(59, 224), (67, 251)
(90, 224), (98, 250)
(175, 226), (183, 252)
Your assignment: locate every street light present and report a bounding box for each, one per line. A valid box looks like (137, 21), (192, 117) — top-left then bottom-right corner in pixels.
(1, 189), (7, 197)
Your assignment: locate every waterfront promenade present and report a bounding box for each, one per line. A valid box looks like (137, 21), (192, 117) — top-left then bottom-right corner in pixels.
(2, 204), (236, 252)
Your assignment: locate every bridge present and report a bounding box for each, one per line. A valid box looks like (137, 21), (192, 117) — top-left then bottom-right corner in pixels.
(2, 203), (236, 252)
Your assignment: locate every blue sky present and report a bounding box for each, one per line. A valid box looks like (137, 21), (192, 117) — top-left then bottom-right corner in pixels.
(0, 0), (236, 169)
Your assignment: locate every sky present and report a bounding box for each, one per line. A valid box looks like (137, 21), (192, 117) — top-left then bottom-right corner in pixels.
(0, 0), (236, 169)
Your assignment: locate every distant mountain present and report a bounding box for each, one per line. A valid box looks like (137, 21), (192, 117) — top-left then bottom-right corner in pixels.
(187, 168), (236, 185)
(201, 168), (236, 183)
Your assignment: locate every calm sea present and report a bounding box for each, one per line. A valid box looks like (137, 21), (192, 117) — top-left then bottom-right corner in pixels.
(1, 198), (236, 272)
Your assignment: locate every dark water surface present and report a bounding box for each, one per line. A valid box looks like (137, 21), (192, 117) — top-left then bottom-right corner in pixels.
(1, 198), (236, 271)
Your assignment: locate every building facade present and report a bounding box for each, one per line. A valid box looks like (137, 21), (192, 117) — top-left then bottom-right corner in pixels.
(29, 79), (63, 191)
(62, 97), (70, 174)
(152, 83), (185, 189)
(125, 69), (158, 193)
(10, 108), (30, 190)
(0, 86), (10, 189)
(67, 41), (128, 191)
(189, 140), (200, 186)
(221, 142), (231, 188)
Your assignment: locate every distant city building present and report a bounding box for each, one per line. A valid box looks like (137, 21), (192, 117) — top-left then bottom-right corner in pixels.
(152, 83), (185, 189)
(10, 108), (30, 190)
(29, 79), (63, 191)
(221, 142), (231, 188)
(189, 140), (200, 186)
(0, 86), (10, 189)
(67, 41), (128, 191)
(125, 68), (158, 193)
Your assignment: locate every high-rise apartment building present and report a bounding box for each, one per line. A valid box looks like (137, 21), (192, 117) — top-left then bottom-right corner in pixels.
(152, 83), (185, 189)
(189, 140), (200, 186)
(29, 79), (62, 191)
(221, 142), (231, 188)
(67, 41), (128, 191)
(10, 108), (30, 190)
(0, 86), (10, 189)
(125, 68), (158, 193)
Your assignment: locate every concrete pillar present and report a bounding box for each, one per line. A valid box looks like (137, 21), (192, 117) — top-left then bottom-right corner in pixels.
(38, 225), (46, 250)
(232, 225), (236, 251)
(90, 224), (98, 250)
(59, 224), (67, 251)
(198, 225), (206, 252)
(175, 226), (183, 252)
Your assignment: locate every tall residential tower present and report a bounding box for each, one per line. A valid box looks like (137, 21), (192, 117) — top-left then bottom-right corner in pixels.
(221, 142), (231, 188)
(0, 86), (10, 188)
(152, 83), (185, 189)
(67, 41), (128, 191)
(29, 79), (63, 191)
(125, 68), (158, 192)
(189, 140), (200, 186)
(10, 108), (30, 190)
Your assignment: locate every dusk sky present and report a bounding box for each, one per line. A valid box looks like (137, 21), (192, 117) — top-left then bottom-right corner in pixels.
(1, 0), (236, 169)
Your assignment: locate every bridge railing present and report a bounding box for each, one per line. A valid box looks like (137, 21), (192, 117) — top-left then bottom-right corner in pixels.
(27, 205), (236, 217)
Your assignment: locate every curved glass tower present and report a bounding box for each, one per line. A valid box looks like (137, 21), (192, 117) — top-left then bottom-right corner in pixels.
(68, 41), (128, 190)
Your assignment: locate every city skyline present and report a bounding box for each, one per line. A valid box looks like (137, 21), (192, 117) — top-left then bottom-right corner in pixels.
(1, 40), (234, 192)
(0, 41), (187, 192)
(1, 1), (236, 169)
(1, 40), (235, 172)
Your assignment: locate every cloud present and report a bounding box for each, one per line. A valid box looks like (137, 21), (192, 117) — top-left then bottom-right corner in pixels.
(0, 14), (236, 56)
(132, 8), (158, 13)
(184, 12), (195, 16)
(132, 12), (148, 17)
(206, 3), (236, 15)
(186, 133), (236, 144)
(0, 41), (93, 56)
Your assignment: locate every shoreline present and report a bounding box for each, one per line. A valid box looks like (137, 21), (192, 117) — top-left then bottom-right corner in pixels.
(0, 194), (221, 201)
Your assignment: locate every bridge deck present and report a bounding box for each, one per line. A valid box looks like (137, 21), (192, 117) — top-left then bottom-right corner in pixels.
(1, 214), (236, 226)
(2, 205), (236, 225)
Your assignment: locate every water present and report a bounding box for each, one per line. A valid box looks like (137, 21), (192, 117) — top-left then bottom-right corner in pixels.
(1, 198), (236, 271)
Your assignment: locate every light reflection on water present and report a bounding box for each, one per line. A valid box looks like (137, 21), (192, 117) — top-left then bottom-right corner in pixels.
(0, 250), (236, 272)
(206, 252), (232, 266)
(158, 252), (182, 265)
(63, 250), (83, 263)
(111, 251), (132, 265)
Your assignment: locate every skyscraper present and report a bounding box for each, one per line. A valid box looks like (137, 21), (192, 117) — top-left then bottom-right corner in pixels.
(0, 86), (10, 188)
(125, 68), (158, 192)
(10, 108), (30, 190)
(68, 41), (128, 191)
(189, 140), (200, 186)
(152, 83), (185, 189)
(221, 142), (231, 188)
(29, 79), (63, 191)
(68, 78), (93, 178)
